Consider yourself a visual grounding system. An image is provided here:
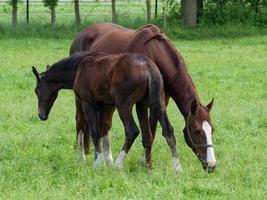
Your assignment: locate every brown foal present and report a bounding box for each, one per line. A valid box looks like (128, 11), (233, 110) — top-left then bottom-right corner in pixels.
(73, 53), (178, 169)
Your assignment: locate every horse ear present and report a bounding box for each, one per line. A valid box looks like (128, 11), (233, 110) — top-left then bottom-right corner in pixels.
(207, 98), (214, 111)
(191, 99), (198, 115)
(32, 66), (40, 80)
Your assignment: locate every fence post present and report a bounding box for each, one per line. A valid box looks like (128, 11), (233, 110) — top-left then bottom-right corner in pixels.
(155, 0), (158, 17)
(26, 0), (29, 24)
(146, 0), (151, 24)
(111, 0), (116, 23)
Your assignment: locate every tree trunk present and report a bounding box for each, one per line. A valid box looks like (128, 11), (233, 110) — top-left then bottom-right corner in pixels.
(12, 3), (17, 27)
(111, 0), (116, 23)
(74, 0), (81, 26)
(181, 0), (197, 27)
(51, 7), (56, 27)
(197, 0), (203, 23)
(146, 0), (151, 24)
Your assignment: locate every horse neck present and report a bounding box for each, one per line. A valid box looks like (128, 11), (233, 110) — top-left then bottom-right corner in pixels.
(42, 68), (76, 90)
(166, 56), (200, 120)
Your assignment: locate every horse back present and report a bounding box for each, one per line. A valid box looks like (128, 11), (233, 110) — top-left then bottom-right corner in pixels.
(70, 23), (178, 81)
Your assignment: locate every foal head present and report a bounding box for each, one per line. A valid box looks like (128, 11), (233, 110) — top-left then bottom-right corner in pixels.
(183, 99), (216, 172)
(32, 66), (59, 121)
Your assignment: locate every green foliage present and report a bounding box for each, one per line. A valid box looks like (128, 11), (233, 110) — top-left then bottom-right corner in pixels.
(162, 0), (180, 20)
(161, 0), (267, 25)
(202, 0), (267, 25)
(43, 0), (58, 10)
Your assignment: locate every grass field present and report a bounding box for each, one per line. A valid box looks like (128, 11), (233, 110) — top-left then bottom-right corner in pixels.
(0, 25), (267, 199)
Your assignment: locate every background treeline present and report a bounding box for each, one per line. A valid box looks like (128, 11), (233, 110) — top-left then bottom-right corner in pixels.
(1, 0), (267, 40)
(1, 0), (267, 27)
(163, 0), (267, 26)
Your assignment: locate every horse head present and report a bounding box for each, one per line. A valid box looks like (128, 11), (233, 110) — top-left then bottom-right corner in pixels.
(183, 98), (216, 172)
(32, 66), (59, 121)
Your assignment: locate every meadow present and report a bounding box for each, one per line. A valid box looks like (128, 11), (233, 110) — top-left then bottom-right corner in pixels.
(0, 24), (267, 199)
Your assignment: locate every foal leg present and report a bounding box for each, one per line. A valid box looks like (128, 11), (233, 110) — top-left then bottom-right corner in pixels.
(149, 95), (170, 142)
(82, 102), (103, 166)
(136, 101), (153, 169)
(75, 98), (87, 161)
(143, 95), (170, 163)
(100, 106), (115, 164)
(159, 109), (182, 173)
(114, 104), (140, 168)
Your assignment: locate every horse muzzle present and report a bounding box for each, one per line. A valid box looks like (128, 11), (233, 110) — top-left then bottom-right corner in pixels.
(202, 161), (216, 173)
(38, 112), (48, 121)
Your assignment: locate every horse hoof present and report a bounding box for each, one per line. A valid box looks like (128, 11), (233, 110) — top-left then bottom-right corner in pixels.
(93, 160), (104, 167)
(174, 165), (183, 174)
(140, 155), (145, 166)
(77, 153), (86, 162)
(93, 155), (104, 167)
(114, 160), (123, 169)
(106, 158), (114, 165)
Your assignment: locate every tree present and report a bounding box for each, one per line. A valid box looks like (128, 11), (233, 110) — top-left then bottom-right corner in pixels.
(9, 0), (21, 26)
(43, 0), (58, 27)
(181, 0), (197, 27)
(74, 0), (81, 26)
(146, 0), (151, 23)
(111, 0), (116, 23)
(197, 0), (203, 23)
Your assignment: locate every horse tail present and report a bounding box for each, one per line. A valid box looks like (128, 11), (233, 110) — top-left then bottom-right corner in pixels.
(148, 66), (163, 122)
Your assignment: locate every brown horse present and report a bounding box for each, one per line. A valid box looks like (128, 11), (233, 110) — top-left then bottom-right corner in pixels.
(70, 23), (216, 172)
(33, 52), (180, 170)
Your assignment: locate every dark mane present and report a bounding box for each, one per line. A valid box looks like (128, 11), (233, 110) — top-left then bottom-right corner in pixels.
(139, 24), (200, 112)
(41, 51), (105, 82)
(143, 25), (197, 88)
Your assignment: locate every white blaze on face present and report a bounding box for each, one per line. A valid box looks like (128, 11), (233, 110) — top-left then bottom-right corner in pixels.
(202, 121), (216, 166)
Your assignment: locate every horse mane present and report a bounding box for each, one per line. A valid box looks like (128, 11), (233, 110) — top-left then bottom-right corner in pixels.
(135, 24), (200, 108)
(138, 25), (197, 90)
(41, 51), (104, 82)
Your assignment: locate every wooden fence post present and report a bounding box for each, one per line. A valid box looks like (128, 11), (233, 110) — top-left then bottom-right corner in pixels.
(26, 0), (29, 24)
(146, 0), (151, 23)
(111, 0), (116, 23)
(155, 0), (158, 17)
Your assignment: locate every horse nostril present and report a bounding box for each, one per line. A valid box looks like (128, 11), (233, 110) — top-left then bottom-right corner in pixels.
(206, 163), (216, 173)
(207, 162), (216, 168)
(38, 113), (48, 121)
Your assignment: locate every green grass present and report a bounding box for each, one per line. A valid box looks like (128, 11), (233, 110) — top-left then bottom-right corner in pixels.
(0, 30), (267, 199)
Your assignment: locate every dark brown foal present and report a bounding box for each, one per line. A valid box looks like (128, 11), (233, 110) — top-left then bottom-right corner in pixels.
(74, 53), (179, 169)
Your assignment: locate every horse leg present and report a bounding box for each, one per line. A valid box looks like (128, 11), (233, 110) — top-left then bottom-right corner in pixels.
(114, 103), (139, 168)
(82, 101), (103, 166)
(75, 98), (87, 161)
(136, 101), (153, 169)
(149, 95), (170, 142)
(100, 105), (115, 165)
(159, 109), (182, 173)
(143, 95), (170, 163)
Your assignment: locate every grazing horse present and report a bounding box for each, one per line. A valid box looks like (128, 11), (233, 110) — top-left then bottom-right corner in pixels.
(32, 51), (112, 162)
(33, 52), (180, 170)
(70, 23), (216, 172)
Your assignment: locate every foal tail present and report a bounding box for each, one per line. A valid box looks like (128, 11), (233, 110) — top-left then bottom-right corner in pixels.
(148, 66), (163, 121)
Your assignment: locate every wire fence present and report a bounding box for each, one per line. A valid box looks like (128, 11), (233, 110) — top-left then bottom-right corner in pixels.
(0, 0), (165, 25)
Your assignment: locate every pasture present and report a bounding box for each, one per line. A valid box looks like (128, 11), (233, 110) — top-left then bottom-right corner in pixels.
(0, 30), (266, 199)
